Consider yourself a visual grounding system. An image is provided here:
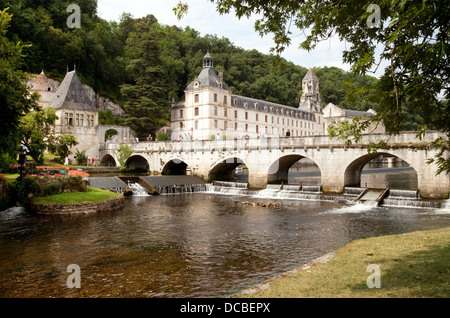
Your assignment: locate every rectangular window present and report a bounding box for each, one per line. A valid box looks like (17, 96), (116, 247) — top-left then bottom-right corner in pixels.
(214, 120), (218, 129)
(180, 122), (184, 129)
(76, 114), (79, 126)
(195, 107), (199, 116)
(256, 125), (259, 133)
(271, 116), (274, 124)
(235, 122), (238, 130)
(234, 110), (238, 119)
(224, 109), (227, 117)
(194, 94), (199, 103)
(64, 113), (69, 125)
(80, 114), (84, 127)
(194, 120), (198, 129)
(256, 114), (259, 122)
(180, 109), (183, 118)
(224, 121), (227, 129)
(277, 117), (279, 124)
(214, 107), (218, 116)
(265, 115), (268, 123)
(68, 113), (73, 126)
(214, 93), (218, 102)
(245, 112), (248, 120)
(224, 95), (227, 105)
(245, 124), (248, 132)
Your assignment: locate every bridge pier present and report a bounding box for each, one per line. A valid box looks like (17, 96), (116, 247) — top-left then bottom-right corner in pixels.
(248, 174), (269, 189)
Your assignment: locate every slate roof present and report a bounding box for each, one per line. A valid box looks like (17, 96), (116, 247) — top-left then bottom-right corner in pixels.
(231, 94), (316, 121)
(50, 71), (98, 112)
(185, 67), (230, 90)
(303, 68), (319, 80)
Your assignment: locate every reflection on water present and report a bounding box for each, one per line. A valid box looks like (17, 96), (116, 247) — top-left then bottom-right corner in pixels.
(1, 192), (449, 298)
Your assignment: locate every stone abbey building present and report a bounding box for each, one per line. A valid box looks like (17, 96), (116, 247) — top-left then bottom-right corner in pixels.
(27, 70), (134, 161)
(171, 52), (325, 140)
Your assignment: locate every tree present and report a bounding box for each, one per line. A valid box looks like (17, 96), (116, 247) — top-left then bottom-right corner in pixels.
(0, 8), (39, 167)
(48, 135), (78, 163)
(175, 0), (449, 174)
(120, 15), (170, 140)
(18, 107), (59, 165)
(116, 144), (133, 168)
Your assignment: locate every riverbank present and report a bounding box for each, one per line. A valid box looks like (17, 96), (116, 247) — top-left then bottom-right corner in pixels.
(235, 226), (450, 298)
(30, 187), (124, 215)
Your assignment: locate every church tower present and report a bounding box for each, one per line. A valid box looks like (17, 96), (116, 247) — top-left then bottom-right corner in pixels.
(299, 68), (322, 113)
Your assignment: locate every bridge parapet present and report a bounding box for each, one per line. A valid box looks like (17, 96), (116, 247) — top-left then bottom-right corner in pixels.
(102, 130), (443, 154)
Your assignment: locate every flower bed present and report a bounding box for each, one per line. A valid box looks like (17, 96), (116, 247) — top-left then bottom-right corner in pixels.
(21, 172), (90, 199)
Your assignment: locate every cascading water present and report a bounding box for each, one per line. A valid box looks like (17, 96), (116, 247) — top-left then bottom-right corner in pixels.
(156, 184), (209, 194)
(127, 182), (150, 196)
(388, 189), (419, 199)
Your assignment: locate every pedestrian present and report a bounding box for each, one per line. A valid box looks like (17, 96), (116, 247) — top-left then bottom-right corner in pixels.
(64, 156), (69, 166)
(87, 155), (91, 166)
(286, 129), (291, 137)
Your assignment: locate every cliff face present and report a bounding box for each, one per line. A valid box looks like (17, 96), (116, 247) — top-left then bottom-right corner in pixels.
(83, 84), (125, 116)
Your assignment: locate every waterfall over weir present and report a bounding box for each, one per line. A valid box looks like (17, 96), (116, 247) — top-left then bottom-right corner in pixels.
(127, 182), (150, 197)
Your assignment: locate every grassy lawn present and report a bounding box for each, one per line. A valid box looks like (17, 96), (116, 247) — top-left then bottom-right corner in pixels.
(236, 227), (450, 298)
(32, 187), (122, 205)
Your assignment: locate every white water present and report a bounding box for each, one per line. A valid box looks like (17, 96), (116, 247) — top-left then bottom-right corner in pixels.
(128, 182), (150, 196)
(325, 201), (378, 214)
(434, 199), (450, 214)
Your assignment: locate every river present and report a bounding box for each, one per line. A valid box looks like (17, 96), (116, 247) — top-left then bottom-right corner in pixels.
(0, 162), (449, 298)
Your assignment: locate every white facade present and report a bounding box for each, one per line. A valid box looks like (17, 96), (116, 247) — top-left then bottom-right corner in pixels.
(322, 103), (386, 134)
(171, 53), (325, 140)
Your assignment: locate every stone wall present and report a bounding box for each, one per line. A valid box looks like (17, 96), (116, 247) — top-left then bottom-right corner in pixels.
(31, 196), (125, 215)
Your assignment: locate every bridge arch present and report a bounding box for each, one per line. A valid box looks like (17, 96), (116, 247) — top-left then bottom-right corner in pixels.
(100, 154), (117, 167)
(267, 154), (321, 185)
(125, 154), (150, 171)
(162, 158), (190, 175)
(344, 152), (418, 189)
(209, 157), (247, 182)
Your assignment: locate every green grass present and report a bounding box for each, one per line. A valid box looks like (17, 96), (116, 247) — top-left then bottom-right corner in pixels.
(32, 187), (122, 205)
(236, 227), (450, 298)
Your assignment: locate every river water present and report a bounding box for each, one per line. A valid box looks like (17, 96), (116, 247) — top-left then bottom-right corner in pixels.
(0, 163), (449, 298)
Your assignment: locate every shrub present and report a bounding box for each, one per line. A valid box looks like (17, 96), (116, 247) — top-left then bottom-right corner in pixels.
(156, 132), (169, 141)
(75, 149), (87, 165)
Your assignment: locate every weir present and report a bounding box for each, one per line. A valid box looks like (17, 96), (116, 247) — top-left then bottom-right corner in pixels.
(356, 188), (389, 206)
(87, 176), (447, 209)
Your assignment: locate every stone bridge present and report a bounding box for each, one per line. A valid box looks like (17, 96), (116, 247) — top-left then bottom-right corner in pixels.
(99, 131), (449, 199)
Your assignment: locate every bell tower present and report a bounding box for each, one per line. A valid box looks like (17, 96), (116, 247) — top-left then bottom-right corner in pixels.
(300, 68), (322, 111)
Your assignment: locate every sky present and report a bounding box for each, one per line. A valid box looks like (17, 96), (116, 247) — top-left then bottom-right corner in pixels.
(96, 0), (382, 75)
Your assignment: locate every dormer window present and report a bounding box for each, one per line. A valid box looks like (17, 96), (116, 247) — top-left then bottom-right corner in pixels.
(194, 81), (199, 88)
